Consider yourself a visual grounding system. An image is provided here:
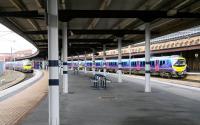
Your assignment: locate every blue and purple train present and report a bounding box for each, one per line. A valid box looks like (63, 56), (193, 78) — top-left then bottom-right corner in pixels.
(68, 55), (187, 78)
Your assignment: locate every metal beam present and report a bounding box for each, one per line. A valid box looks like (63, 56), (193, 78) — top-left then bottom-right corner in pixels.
(38, 44), (116, 48)
(33, 38), (133, 44)
(1, 10), (199, 21)
(59, 10), (200, 22)
(23, 29), (158, 35)
(72, 29), (147, 35)
(0, 10), (44, 19)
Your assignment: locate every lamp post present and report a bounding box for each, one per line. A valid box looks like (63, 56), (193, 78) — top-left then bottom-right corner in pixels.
(10, 40), (16, 70)
(12, 40), (16, 71)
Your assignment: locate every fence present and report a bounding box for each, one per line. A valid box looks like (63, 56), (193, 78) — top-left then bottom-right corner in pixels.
(0, 61), (5, 76)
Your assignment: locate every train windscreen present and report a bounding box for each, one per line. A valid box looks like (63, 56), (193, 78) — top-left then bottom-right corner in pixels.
(174, 59), (186, 67)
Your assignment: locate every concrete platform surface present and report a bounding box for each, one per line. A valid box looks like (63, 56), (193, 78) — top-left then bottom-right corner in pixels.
(0, 70), (47, 125)
(22, 71), (200, 125)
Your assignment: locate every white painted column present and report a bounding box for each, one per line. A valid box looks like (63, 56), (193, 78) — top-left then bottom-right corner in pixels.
(129, 46), (131, 75)
(71, 56), (74, 70)
(60, 48), (63, 75)
(92, 49), (95, 75)
(62, 23), (68, 94)
(145, 23), (151, 92)
(103, 44), (107, 76)
(77, 55), (80, 71)
(118, 38), (122, 83)
(47, 0), (59, 124)
(84, 52), (87, 74)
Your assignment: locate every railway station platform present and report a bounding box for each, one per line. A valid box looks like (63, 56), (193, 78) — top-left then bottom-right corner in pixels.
(22, 71), (200, 125)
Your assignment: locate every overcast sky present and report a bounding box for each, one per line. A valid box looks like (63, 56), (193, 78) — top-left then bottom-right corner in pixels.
(0, 23), (37, 53)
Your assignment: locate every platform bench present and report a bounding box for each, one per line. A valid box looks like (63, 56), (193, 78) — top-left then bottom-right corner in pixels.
(90, 74), (111, 89)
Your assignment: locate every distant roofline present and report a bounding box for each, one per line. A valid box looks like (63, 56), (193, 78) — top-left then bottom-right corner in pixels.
(133, 25), (200, 47)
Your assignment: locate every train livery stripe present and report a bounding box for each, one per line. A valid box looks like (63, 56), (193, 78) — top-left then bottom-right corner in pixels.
(49, 60), (58, 67)
(49, 79), (59, 86)
(63, 62), (68, 65)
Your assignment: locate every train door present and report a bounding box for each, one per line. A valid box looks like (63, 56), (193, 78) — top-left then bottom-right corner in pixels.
(155, 60), (159, 72)
(136, 61), (140, 70)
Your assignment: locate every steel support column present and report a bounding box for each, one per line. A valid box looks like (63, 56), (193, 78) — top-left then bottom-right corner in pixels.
(103, 44), (107, 76)
(118, 38), (122, 83)
(62, 23), (68, 93)
(78, 55), (80, 71)
(92, 49), (95, 75)
(84, 52), (87, 74)
(71, 56), (74, 70)
(47, 0), (59, 124)
(129, 46), (131, 75)
(145, 23), (151, 92)
(60, 48), (63, 75)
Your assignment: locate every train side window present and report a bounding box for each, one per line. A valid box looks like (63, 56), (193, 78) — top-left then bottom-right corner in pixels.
(140, 61), (145, 67)
(150, 61), (153, 67)
(167, 60), (171, 66)
(122, 62), (126, 66)
(125, 62), (128, 66)
(160, 61), (162, 66)
(152, 61), (155, 67)
(123, 62), (126, 66)
(160, 60), (165, 66)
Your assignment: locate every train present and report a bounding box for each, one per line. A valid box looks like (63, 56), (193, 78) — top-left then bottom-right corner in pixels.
(68, 55), (187, 78)
(5, 59), (33, 73)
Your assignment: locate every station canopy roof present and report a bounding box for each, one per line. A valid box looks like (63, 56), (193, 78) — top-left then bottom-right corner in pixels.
(135, 25), (200, 46)
(0, 0), (199, 58)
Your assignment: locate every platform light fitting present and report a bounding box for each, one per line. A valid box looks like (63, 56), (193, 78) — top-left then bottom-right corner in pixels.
(167, 9), (177, 16)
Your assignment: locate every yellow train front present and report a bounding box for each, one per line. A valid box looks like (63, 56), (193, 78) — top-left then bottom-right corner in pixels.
(171, 56), (187, 78)
(6, 59), (33, 73)
(21, 60), (33, 73)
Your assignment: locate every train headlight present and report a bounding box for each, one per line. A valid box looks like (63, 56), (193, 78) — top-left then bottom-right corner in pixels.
(178, 72), (183, 75)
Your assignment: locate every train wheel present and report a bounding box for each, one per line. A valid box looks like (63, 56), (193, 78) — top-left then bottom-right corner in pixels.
(160, 72), (164, 78)
(165, 72), (171, 78)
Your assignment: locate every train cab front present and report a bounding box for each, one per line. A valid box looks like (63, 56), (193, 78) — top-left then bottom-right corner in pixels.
(23, 64), (33, 73)
(172, 57), (187, 78)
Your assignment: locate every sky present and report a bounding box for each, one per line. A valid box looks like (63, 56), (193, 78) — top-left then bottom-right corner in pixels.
(0, 23), (37, 53)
